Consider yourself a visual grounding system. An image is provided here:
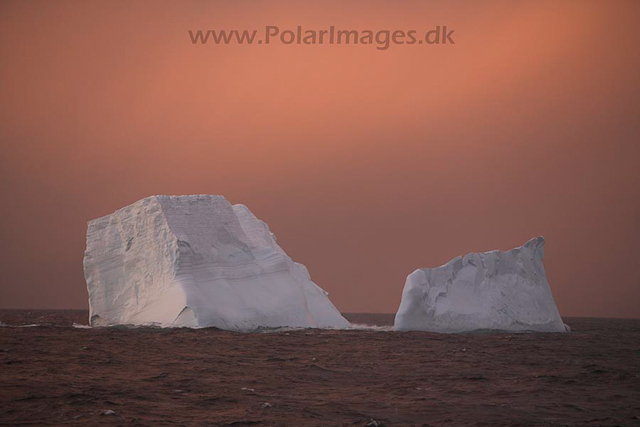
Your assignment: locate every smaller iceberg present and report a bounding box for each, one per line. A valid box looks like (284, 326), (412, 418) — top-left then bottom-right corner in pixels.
(394, 237), (567, 333)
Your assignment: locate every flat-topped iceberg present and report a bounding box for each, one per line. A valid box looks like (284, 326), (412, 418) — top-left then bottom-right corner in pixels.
(83, 195), (349, 330)
(394, 237), (567, 333)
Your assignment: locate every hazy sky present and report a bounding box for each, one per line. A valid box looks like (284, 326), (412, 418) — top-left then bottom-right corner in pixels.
(1, 1), (639, 317)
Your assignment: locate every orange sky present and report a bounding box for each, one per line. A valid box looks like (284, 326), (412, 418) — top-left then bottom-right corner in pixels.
(1, 0), (639, 317)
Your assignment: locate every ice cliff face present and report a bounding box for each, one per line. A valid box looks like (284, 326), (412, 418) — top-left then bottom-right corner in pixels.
(394, 237), (567, 333)
(83, 195), (350, 330)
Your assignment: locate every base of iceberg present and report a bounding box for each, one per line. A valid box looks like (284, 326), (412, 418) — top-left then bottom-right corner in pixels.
(83, 195), (350, 331)
(394, 237), (567, 333)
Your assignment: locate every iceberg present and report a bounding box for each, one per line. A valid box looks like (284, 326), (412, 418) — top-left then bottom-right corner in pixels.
(394, 237), (567, 333)
(83, 195), (350, 330)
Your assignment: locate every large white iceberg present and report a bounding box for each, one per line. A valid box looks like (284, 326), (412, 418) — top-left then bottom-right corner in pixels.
(394, 237), (567, 332)
(83, 195), (350, 330)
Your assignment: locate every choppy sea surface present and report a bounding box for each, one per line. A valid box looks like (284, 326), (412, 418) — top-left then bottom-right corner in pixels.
(1, 310), (639, 426)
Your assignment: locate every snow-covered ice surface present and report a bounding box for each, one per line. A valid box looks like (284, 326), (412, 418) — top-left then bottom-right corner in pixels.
(83, 195), (350, 331)
(394, 237), (567, 333)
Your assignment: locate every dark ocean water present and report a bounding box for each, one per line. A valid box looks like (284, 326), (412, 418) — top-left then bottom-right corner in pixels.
(1, 310), (639, 426)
